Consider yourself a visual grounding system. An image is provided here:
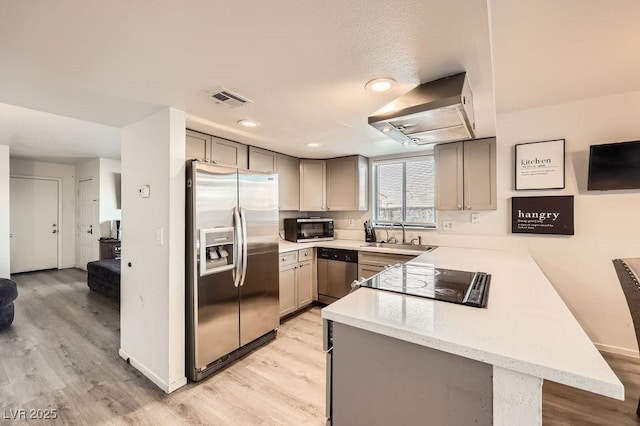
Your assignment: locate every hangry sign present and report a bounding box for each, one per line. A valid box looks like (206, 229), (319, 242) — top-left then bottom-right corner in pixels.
(511, 196), (574, 235)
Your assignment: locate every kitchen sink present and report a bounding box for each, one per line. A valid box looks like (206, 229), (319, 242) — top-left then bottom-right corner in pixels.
(360, 242), (438, 252)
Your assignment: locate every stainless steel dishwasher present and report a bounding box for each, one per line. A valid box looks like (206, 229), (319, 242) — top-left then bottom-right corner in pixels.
(317, 248), (358, 304)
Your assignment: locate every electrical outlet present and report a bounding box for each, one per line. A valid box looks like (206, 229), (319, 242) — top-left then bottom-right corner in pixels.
(138, 184), (150, 198)
(348, 218), (354, 227)
(442, 220), (455, 231)
(156, 227), (164, 246)
(471, 213), (479, 224)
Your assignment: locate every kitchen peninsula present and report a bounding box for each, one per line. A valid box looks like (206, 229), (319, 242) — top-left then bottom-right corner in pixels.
(322, 246), (624, 425)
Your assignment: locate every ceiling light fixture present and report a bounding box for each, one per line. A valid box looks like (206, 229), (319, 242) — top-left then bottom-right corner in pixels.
(237, 119), (261, 128)
(306, 143), (321, 147)
(365, 77), (396, 93)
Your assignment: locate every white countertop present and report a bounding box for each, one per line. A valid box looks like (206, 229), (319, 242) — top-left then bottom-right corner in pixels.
(278, 238), (427, 257)
(321, 245), (624, 400)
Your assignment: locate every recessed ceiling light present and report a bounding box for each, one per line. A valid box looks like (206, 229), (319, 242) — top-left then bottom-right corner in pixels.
(306, 143), (321, 147)
(382, 127), (391, 132)
(403, 141), (410, 146)
(365, 77), (396, 93)
(237, 119), (261, 128)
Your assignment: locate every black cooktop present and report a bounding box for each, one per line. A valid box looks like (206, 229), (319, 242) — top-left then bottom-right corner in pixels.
(359, 264), (490, 308)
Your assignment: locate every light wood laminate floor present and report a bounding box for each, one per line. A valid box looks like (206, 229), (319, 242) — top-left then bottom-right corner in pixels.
(1, 268), (640, 425)
(1, 269), (325, 425)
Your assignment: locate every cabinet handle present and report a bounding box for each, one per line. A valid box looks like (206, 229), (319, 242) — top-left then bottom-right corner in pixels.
(466, 205), (471, 210)
(457, 205), (462, 210)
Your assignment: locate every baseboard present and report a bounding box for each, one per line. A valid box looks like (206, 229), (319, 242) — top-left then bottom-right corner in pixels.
(594, 342), (639, 358)
(118, 348), (187, 394)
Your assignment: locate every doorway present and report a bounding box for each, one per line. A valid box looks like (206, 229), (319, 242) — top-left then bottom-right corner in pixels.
(77, 178), (95, 271)
(10, 176), (60, 274)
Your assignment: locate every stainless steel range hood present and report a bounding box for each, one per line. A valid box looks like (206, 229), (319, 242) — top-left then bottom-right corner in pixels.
(368, 72), (475, 146)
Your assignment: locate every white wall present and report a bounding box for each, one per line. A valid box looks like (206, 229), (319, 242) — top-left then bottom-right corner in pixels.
(0, 146), (10, 277)
(120, 107), (186, 393)
(10, 159), (76, 268)
(491, 91), (640, 356)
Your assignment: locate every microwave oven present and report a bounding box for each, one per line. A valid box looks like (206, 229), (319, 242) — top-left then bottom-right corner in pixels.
(284, 218), (334, 242)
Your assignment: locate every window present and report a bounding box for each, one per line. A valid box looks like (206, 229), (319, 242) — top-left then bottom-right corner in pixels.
(374, 155), (436, 227)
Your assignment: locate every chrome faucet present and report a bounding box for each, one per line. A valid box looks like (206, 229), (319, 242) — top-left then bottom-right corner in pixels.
(391, 222), (406, 244)
(409, 236), (423, 246)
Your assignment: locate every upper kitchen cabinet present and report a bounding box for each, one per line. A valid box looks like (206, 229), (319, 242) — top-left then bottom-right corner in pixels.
(326, 155), (368, 211)
(186, 130), (210, 161)
(434, 137), (496, 211)
(299, 159), (326, 211)
(211, 136), (248, 169)
(276, 153), (299, 211)
(249, 146), (277, 172)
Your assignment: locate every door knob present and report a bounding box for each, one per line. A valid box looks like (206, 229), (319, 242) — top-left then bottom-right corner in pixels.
(87, 229), (93, 234)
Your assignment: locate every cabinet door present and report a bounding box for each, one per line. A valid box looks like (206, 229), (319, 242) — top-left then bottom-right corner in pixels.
(299, 160), (326, 211)
(463, 138), (497, 210)
(279, 264), (297, 317)
(296, 260), (314, 308)
(434, 142), (464, 211)
(358, 264), (384, 280)
(327, 156), (368, 211)
(276, 154), (300, 211)
(212, 136), (248, 169)
(186, 130), (210, 161)
(249, 146), (277, 172)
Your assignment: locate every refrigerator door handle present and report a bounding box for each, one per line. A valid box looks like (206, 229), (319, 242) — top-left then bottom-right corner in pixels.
(239, 207), (248, 286)
(233, 207), (243, 288)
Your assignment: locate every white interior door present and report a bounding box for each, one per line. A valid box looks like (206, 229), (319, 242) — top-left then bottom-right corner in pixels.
(10, 177), (59, 273)
(77, 179), (95, 270)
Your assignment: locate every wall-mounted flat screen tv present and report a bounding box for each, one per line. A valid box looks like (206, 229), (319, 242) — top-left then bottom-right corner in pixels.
(588, 140), (640, 190)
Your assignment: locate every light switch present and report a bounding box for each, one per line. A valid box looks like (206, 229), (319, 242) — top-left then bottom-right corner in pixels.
(442, 220), (455, 231)
(139, 185), (150, 198)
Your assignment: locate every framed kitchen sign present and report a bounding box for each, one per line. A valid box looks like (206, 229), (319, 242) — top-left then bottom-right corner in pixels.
(511, 196), (574, 235)
(515, 139), (565, 190)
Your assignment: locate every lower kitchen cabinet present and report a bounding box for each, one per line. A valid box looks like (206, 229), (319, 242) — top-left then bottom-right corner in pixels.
(358, 252), (417, 279)
(279, 248), (314, 317)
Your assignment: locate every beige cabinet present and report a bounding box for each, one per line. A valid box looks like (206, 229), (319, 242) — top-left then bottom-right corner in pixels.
(278, 248), (314, 318)
(185, 129), (249, 168)
(279, 263), (297, 317)
(249, 146), (277, 172)
(327, 155), (368, 211)
(211, 135), (248, 169)
(357, 251), (417, 279)
(296, 258), (313, 307)
(276, 154), (299, 211)
(434, 138), (496, 211)
(186, 130), (210, 161)
(299, 160), (326, 211)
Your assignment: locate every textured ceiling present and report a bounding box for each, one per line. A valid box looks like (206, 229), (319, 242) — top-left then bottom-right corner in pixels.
(490, 0), (640, 113)
(0, 0), (494, 161)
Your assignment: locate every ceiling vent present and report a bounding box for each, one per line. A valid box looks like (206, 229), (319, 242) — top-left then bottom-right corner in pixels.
(209, 87), (252, 108)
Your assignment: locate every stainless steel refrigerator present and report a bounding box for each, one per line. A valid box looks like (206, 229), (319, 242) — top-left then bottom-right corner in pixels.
(186, 160), (279, 381)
